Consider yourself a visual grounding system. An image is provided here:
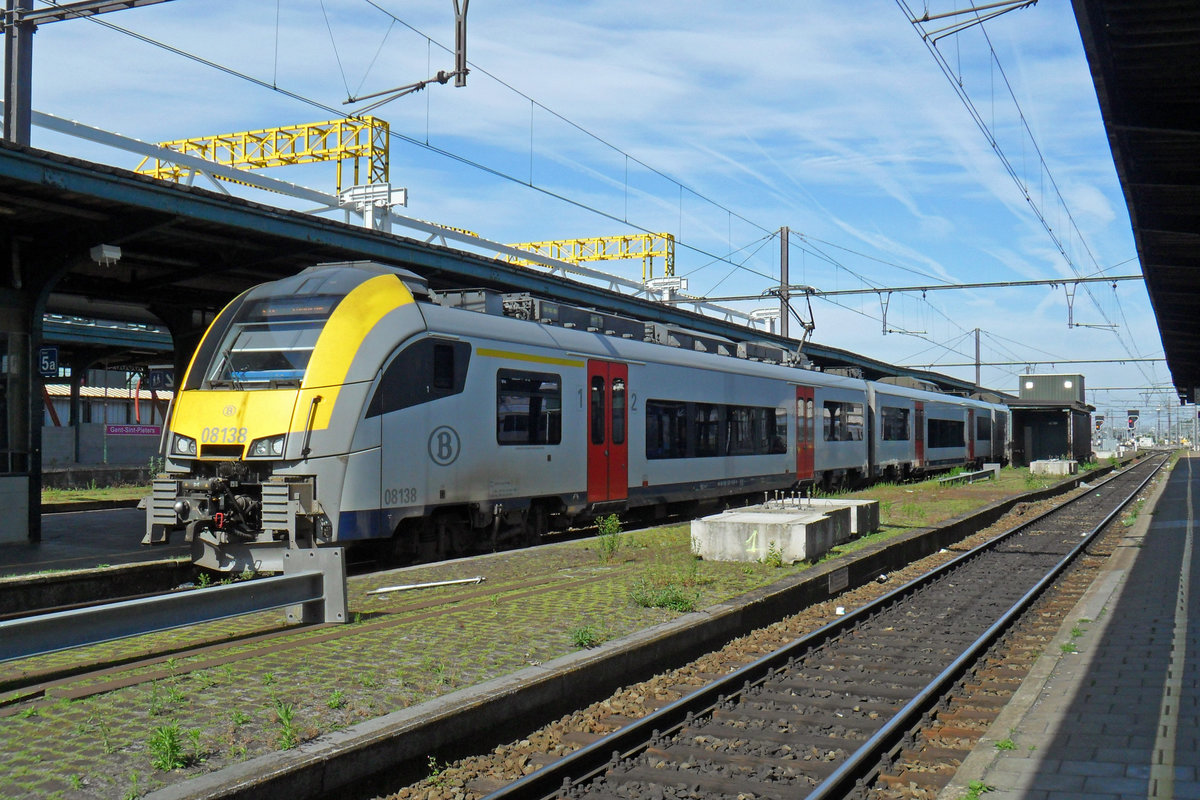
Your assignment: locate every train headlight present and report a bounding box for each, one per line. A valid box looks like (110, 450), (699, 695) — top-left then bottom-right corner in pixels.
(172, 434), (197, 456)
(248, 434), (285, 458)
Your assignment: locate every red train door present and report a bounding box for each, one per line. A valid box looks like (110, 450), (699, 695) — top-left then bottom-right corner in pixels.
(796, 386), (815, 481)
(587, 361), (628, 503)
(914, 401), (925, 466)
(967, 409), (976, 462)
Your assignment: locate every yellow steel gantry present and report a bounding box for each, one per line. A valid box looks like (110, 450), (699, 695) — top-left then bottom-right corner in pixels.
(134, 117), (389, 193)
(502, 233), (675, 281)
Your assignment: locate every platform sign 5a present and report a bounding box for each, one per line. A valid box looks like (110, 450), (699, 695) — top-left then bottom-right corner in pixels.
(147, 365), (174, 391)
(37, 345), (58, 378)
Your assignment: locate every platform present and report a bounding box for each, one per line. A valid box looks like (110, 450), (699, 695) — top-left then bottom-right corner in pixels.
(940, 454), (1200, 800)
(0, 507), (188, 577)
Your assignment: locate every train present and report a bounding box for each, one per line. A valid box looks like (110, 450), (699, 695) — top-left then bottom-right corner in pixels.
(144, 260), (1010, 572)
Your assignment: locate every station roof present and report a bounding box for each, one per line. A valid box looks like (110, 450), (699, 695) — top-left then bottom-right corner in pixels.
(0, 140), (986, 393)
(1073, 0), (1200, 403)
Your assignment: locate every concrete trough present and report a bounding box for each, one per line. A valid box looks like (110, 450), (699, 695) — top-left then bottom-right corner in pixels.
(1030, 459), (1078, 477)
(691, 506), (851, 564)
(792, 498), (879, 541)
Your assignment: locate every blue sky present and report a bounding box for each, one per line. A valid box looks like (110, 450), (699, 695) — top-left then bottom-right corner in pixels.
(25, 1), (1178, 432)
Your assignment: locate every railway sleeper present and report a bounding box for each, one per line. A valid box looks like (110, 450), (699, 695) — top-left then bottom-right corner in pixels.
(749, 689), (901, 716)
(685, 721), (863, 753)
(876, 768), (955, 791)
(601, 765), (803, 800)
(774, 675), (929, 699)
(645, 743), (840, 779)
(716, 704), (884, 732)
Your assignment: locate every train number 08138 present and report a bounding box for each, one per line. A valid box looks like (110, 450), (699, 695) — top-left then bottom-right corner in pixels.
(383, 487), (418, 505)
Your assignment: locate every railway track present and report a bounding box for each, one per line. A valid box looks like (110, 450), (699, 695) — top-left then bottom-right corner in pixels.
(476, 454), (1168, 800)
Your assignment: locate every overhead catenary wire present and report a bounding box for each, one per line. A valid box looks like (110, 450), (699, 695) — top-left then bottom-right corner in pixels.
(44, 1), (1163, 395)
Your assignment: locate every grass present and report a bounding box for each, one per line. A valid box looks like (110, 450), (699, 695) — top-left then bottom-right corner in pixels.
(41, 484), (148, 504)
(569, 625), (603, 649)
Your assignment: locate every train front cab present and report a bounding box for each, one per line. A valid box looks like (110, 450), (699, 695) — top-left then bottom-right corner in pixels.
(145, 263), (427, 572)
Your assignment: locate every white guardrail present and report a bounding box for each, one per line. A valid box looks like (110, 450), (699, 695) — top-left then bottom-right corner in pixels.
(0, 548), (346, 663)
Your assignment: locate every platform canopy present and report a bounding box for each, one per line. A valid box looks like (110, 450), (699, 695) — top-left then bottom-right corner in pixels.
(1073, 0), (1200, 403)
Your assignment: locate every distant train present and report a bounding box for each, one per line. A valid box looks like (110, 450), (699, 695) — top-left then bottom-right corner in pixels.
(144, 261), (1010, 572)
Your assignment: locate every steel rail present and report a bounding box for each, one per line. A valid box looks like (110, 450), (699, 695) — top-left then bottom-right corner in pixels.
(481, 455), (1167, 800)
(806, 454), (1167, 798)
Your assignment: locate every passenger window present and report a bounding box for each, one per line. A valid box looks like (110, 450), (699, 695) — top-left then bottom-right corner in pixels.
(590, 376), (606, 445)
(611, 377), (626, 445)
(433, 344), (454, 390)
(497, 369), (562, 445)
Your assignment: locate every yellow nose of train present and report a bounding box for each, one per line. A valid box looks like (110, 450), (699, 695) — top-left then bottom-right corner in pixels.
(168, 270), (417, 460)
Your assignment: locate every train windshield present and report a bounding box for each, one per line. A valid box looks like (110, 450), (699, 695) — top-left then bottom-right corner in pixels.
(206, 294), (340, 389)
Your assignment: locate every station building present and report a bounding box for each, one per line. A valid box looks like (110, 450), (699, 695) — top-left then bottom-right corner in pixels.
(1008, 374), (1094, 466)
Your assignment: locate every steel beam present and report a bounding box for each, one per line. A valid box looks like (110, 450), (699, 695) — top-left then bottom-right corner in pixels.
(0, 547), (346, 662)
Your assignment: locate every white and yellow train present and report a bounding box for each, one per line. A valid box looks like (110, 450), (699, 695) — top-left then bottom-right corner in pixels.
(145, 260), (1010, 572)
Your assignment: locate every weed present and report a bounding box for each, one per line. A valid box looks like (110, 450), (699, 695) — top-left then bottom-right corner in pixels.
(231, 709), (250, 726)
(148, 681), (166, 716)
(596, 513), (622, 564)
(69, 775), (83, 790)
(328, 689), (347, 710)
(124, 770), (141, 800)
(164, 657), (179, 673)
(994, 737), (1016, 751)
(17, 707), (38, 719)
(196, 572), (212, 588)
(427, 755), (447, 787)
(963, 779), (993, 798)
(149, 723), (186, 771)
(272, 699), (299, 749)
(187, 729), (206, 765)
(238, 566), (257, 582)
(432, 663), (451, 686)
(89, 711), (116, 753)
(763, 541), (785, 568)
(569, 625), (602, 649)
(262, 671), (276, 687)
(1061, 642), (1078, 654)
(629, 577), (699, 612)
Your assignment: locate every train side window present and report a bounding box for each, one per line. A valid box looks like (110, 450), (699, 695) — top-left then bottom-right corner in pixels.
(824, 401), (865, 442)
(645, 400), (686, 459)
(694, 404), (720, 457)
(611, 377), (626, 445)
(976, 415), (992, 441)
(881, 406), (910, 441)
(433, 344), (454, 390)
(771, 407), (788, 453)
(927, 418), (965, 448)
(367, 339), (471, 417)
(497, 369), (562, 445)
(590, 376), (605, 445)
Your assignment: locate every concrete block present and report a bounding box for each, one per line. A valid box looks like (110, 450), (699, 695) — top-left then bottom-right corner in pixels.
(690, 507), (846, 563)
(1030, 459), (1078, 476)
(797, 498), (879, 540)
